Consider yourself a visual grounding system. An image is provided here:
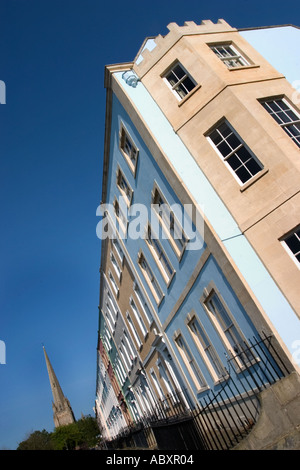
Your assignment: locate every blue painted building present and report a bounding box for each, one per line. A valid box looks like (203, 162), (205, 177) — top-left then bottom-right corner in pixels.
(96, 20), (300, 448)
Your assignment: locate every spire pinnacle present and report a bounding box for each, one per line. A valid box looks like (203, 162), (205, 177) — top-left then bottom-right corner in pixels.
(43, 346), (75, 427)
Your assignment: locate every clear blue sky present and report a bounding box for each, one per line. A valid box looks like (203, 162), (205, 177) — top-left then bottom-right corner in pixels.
(0, 0), (299, 450)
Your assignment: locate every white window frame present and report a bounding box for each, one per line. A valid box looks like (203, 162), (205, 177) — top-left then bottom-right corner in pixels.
(145, 223), (175, 285)
(207, 120), (264, 186)
(121, 338), (133, 369)
(108, 269), (119, 297)
(116, 165), (134, 206)
(281, 225), (300, 268)
(151, 182), (188, 259)
(150, 368), (165, 401)
(119, 343), (131, 373)
(209, 43), (250, 68)
(202, 285), (255, 368)
(133, 281), (153, 326)
(129, 296), (148, 338)
(112, 237), (124, 265)
(123, 330), (137, 361)
(103, 308), (114, 335)
(113, 197), (128, 236)
(186, 312), (227, 383)
(119, 122), (139, 176)
(260, 97), (300, 148)
(126, 311), (142, 349)
(163, 61), (197, 101)
(137, 251), (164, 305)
(174, 332), (207, 391)
(110, 251), (122, 281)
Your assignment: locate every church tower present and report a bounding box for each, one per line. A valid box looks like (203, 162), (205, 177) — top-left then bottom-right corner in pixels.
(43, 346), (75, 428)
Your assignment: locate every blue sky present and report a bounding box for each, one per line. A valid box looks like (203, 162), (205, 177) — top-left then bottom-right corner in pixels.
(0, 0), (299, 450)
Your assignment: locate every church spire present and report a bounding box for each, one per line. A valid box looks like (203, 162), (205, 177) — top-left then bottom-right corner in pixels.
(43, 346), (75, 428)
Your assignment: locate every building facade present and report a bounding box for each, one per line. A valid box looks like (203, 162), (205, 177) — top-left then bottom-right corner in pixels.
(95, 20), (300, 449)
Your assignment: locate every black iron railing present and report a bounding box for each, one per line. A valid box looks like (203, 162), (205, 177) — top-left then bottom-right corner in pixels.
(103, 333), (291, 450)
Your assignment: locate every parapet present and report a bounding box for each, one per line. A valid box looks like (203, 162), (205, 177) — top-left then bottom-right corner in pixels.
(133, 19), (236, 77)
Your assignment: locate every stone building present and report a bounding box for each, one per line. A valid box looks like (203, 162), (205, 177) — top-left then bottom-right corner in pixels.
(95, 20), (300, 449)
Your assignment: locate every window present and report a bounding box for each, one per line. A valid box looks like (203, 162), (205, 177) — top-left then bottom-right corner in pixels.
(205, 291), (251, 361)
(119, 344), (131, 373)
(123, 331), (136, 361)
(106, 289), (118, 317)
(126, 311), (142, 349)
(210, 44), (249, 68)
(108, 270), (119, 296)
(157, 361), (176, 397)
(164, 62), (196, 100)
(133, 282), (153, 325)
(110, 251), (121, 280)
(207, 120), (263, 184)
(188, 316), (226, 381)
(261, 98), (300, 148)
(115, 354), (127, 385)
(116, 167), (133, 206)
(146, 224), (174, 284)
(104, 308), (114, 334)
(175, 334), (206, 390)
(119, 124), (138, 175)
(112, 237), (124, 264)
(129, 297), (147, 338)
(138, 252), (164, 304)
(282, 226), (300, 265)
(105, 300), (115, 324)
(150, 369), (165, 401)
(152, 185), (188, 256)
(121, 338), (133, 367)
(113, 198), (127, 234)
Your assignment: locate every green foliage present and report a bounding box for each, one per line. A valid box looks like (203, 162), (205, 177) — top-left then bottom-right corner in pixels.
(17, 429), (55, 450)
(17, 416), (100, 450)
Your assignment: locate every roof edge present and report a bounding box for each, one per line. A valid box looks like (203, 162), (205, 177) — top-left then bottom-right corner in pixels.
(238, 24), (300, 31)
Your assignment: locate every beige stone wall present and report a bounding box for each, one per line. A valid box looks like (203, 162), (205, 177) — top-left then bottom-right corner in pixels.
(233, 372), (300, 450)
(133, 23), (300, 326)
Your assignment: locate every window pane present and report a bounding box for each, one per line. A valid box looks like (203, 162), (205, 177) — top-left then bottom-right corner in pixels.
(173, 64), (185, 80)
(227, 154), (241, 171)
(245, 157), (262, 176)
(235, 146), (251, 163)
(227, 133), (241, 151)
(209, 129), (222, 145)
(165, 62), (196, 99)
(176, 83), (188, 99)
(285, 233), (300, 254)
(235, 166), (252, 183)
(218, 140), (232, 157)
(218, 122), (232, 138)
(261, 99), (300, 148)
(208, 121), (262, 184)
(184, 76), (196, 92)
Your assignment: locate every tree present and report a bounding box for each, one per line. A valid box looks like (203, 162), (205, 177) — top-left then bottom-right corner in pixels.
(17, 416), (100, 450)
(76, 415), (100, 449)
(51, 422), (81, 450)
(17, 430), (55, 450)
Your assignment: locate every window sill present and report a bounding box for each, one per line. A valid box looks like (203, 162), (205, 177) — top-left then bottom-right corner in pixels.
(178, 84), (202, 107)
(240, 168), (269, 192)
(228, 64), (260, 72)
